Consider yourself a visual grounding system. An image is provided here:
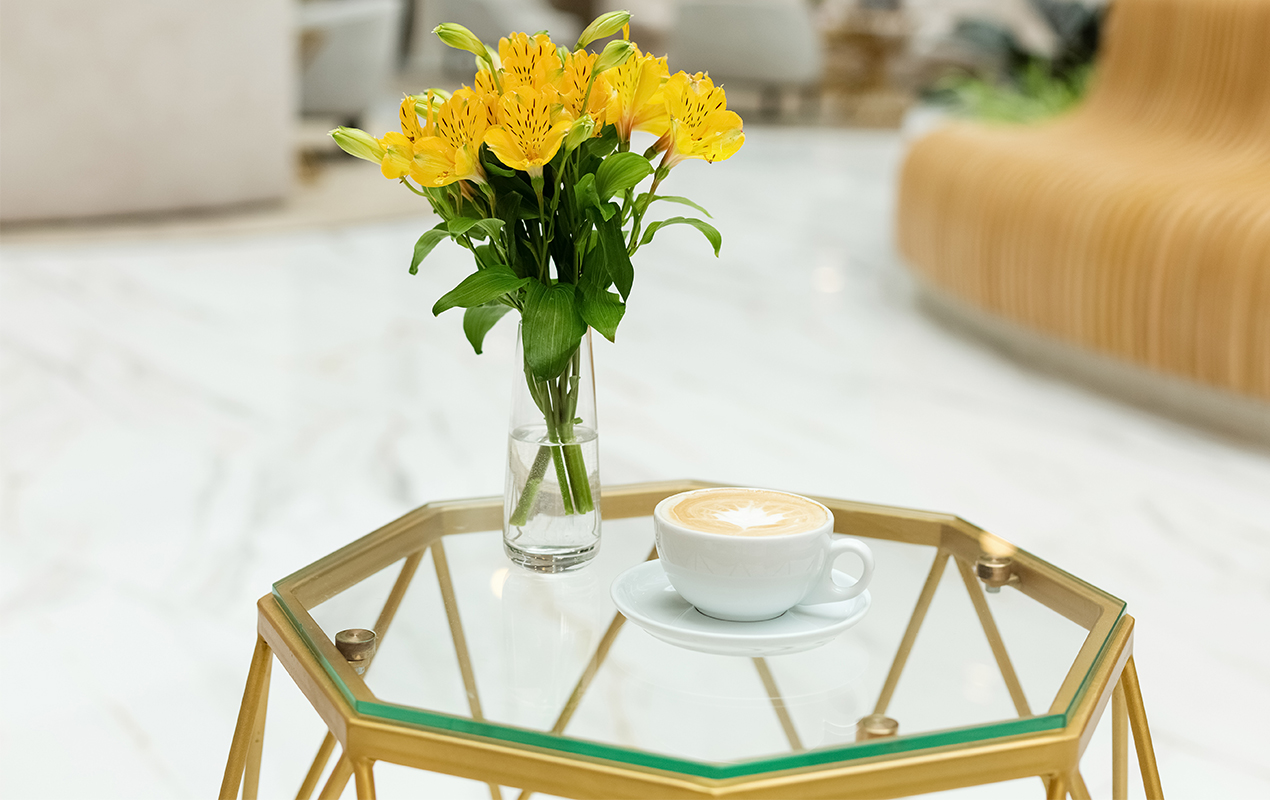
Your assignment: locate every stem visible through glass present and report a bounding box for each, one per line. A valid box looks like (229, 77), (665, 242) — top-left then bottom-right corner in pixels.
(508, 345), (594, 527)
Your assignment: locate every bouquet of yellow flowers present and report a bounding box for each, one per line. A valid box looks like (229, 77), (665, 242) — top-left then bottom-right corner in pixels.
(331, 11), (743, 568)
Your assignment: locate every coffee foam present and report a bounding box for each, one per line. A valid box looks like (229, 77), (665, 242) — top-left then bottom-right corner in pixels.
(664, 489), (829, 536)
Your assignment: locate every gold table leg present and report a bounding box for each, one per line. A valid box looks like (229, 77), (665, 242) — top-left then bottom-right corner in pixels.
(243, 650), (272, 800)
(754, 657), (805, 752)
(1113, 680), (1128, 800)
(433, 541), (502, 800)
(353, 759), (376, 799)
(296, 733), (337, 800)
(956, 558), (1031, 717)
(1068, 769), (1092, 800)
(317, 757), (353, 800)
(220, 635), (273, 800)
(1122, 656), (1164, 799)
(1046, 772), (1068, 800)
(874, 549), (947, 714)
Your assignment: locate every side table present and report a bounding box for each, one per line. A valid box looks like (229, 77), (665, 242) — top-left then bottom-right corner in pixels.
(220, 480), (1163, 799)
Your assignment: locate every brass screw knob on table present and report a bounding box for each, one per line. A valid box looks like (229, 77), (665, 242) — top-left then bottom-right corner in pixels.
(335, 628), (377, 675)
(856, 714), (899, 741)
(975, 555), (1018, 593)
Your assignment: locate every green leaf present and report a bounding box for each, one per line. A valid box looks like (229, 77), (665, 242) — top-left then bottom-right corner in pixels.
(473, 243), (500, 271)
(574, 174), (617, 222)
(638, 216), (722, 256)
(596, 215), (634, 300)
(463, 303), (513, 355)
(432, 265), (530, 316)
(409, 223), (450, 274)
(581, 124), (619, 161)
(636, 193), (713, 218)
(446, 217), (479, 236)
(595, 152), (653, 200)
(579, 284), (625, 343)
(522, 281), (586, 380)
(466, 218), (504, 241)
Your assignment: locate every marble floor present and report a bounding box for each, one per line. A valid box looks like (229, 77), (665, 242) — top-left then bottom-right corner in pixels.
(2, 127), (1268, 799)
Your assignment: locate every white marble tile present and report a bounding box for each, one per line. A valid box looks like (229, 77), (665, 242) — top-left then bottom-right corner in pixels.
(2, 126), (1269, 798)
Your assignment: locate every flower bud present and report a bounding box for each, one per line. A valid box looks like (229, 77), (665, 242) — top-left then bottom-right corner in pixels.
(433, 23), (486, 58)
(576, 10), (631, 50)
(564, 114), (596, 150)
(594, 39), (636, 73)
(330, 127), (385, 163)
(412, 90), (449, 120)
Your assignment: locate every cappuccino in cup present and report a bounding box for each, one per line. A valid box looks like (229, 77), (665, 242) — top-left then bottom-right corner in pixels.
(654, 488), (874, 622)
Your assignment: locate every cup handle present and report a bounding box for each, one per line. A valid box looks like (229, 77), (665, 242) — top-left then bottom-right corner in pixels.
(801, 536), (874, 604)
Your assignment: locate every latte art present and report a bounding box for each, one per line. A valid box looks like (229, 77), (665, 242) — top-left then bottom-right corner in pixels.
(665, 488), (829, 536)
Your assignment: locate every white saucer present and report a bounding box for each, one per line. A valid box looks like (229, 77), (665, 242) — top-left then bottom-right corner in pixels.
(610, 561), (871, 657)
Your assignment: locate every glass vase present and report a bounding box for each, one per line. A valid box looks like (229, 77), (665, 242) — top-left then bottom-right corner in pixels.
(503, 324), (600, 572)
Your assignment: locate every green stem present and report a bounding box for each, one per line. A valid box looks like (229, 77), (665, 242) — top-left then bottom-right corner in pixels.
(508, 445), (552, 527)
(561, 443), (593, 513)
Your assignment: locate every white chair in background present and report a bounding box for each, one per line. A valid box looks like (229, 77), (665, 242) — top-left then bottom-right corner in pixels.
(664, 0), (824, 115)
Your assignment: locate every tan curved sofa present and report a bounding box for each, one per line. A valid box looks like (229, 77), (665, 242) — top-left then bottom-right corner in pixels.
(897, 0), (1270, 403)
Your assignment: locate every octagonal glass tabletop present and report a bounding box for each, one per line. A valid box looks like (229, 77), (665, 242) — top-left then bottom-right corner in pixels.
(272, 482), (1124, 780)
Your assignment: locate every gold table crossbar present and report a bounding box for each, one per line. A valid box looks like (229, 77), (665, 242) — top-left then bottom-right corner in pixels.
(220, 480), (1163, 799)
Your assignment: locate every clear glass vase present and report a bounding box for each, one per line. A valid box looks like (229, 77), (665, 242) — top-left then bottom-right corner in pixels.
(503, 324), (600, 572)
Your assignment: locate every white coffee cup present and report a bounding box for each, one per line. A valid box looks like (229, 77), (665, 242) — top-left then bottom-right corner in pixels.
(653, 487), (874, 622)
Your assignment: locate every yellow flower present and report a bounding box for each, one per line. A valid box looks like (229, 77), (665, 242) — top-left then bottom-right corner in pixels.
(605, 47), (670, 141)
(552, 50), (613, 124)
(376, 95), (432, 181)
(498, 32), (559, 92)
(484, 87), (572, 176)
(661, 72), (744, 167)
(378, 132), (417, 180)
(409, 88), (490, 187)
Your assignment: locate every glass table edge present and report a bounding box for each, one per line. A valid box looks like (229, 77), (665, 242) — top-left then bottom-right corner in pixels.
(272, 580), (1078, 781)
(268, 487), (1129, 781)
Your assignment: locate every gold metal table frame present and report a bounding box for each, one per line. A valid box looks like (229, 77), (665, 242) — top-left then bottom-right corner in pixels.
(220, 481), (1163, 799)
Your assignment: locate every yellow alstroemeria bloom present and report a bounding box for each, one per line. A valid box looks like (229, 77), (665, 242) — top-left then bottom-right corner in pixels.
(498, 31), (559, 92)
(410, 88), (490, 187)
(660, 71), (744, 167)
(605, 47), (670, 141)
(484, 87), (571, 177)
(553, 50), (613, 125)
(376, 95), (433, 180)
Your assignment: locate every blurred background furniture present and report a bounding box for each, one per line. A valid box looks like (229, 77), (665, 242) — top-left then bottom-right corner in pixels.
(299, 0), (404, 125)
(897, 0), (1270, 406)
(664, 0), (824, 117)
(406, 0), (581, 79)
(0, 0), (293, 222)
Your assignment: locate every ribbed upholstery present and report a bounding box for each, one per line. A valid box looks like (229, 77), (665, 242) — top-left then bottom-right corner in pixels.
(897, 0), (1270, 400)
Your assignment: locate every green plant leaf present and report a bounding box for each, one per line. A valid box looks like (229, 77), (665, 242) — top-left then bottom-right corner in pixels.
(473, 243), (499, 271)
(638, 216), (722, 256)
(582, 125), (619, 161)
(465, 218), (504, 241)
(573, 174), (617, 222)
(409, 223), (450, 274)
(579, 285), (625, 343)
(596, 215), (634, 299)
(432, 265), (530, 316)
(463, 303), (513, 355)
(446, 217), (479, 236)
(595, 152), (653, 200)
(522, 281), (586, 380)
(636, 193), (713, 218)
